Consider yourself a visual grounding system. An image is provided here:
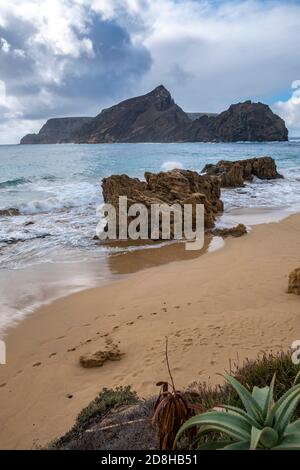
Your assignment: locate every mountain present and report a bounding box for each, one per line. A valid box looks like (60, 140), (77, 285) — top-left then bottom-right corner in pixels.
(74, 85), (190, 143)
(20, 86), (288, 144)
(20, 117), (93, 144)
(180, 101), (288, 142)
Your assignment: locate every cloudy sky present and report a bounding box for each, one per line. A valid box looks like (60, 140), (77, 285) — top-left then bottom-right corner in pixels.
(0, 0), (300, 143)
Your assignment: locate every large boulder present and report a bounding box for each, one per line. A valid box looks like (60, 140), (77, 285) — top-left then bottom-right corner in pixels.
(287, 268), (300, 295)
(101, 169), (223, 239)
(202, 157), (283, 188)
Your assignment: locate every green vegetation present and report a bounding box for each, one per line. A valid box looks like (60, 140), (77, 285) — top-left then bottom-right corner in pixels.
(52, 351), (300, 450)
(176, 371), (300, 449)
(76, 386), (138, 426)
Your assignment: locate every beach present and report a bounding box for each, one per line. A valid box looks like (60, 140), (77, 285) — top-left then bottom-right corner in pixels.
(0, 213), (299, 449)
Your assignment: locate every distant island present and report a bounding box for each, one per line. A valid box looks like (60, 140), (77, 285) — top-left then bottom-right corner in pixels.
(20, 85), (288, 144)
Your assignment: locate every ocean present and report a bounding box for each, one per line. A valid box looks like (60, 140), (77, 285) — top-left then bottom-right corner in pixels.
(0, 141), (300, 333)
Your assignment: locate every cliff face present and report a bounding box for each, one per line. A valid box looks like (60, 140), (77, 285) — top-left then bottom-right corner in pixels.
(20, 87), (288, 144)
(74, 85), (190, 143)
(20, 117), (93, 144)
(187, 101), (288, 142)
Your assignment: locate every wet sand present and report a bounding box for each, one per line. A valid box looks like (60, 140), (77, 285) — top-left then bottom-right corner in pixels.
(0, 215), (300, 449)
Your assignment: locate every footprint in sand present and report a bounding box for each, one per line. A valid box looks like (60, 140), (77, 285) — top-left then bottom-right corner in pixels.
(113, 326), (119, 330)
(151, 312), (158, 316)
(66, 394), (73, 399)
(0, 383), (7, 388)
(126, 321), (134, 326)
(68, 347), (76, 352)
(137, 315), (143, 319)
(56, 336), (65, 340)
(162, 308), (167, 312)
(32, 362), (42, 367)
(49, 352), (57, 358)
(174, 306), (181, 309)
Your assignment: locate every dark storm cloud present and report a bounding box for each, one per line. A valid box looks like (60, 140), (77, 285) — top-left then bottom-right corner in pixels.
(0, 9), (152, 120)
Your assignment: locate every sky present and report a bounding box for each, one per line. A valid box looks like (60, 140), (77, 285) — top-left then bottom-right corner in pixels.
(0, 0), (300, 144)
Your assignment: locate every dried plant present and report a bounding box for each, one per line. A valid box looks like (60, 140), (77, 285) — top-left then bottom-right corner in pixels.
(152, 337), (194, 450)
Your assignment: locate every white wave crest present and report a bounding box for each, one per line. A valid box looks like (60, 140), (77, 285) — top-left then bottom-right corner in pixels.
(161, 161), (184, 171)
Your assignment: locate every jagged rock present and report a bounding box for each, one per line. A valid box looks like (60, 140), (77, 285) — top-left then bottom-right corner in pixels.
(212, 224), (247, 238)
(101, 169), (223, 239)
(183, 100), (288, 142)
(79, 345), (124, 368)
(20, 117), (93, 144)
(75, 85), (190, 144)
(0, 208), (20, 216)
(202, 157), (283, 188)
(287, 268), (300, 295)
(20, 87), (288, 144)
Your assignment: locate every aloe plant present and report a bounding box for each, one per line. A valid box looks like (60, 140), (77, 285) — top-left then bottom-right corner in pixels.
(176, 372), (300, 450)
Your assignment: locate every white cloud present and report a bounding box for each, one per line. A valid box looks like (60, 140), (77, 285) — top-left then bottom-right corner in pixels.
(1, 0), (300, 142)
(0, 37), (10, 53)
(273, 81), (300, 136)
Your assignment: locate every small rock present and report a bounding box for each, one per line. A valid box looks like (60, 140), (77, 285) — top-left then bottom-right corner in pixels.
(288, 268), (300, 295)
(79, 345), (124, 368)
(213, 224), (247, 238)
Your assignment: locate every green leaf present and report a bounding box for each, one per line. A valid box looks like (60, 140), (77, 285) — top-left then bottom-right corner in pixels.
(222, 440), (250, 450)
(197, 440), (233, 450)
(285, 419), (300, 435)
(218, 405), (259, 428)
(175, 411), (251, 444)
(273, 386), (300, 435)
(250, 426), (279, 450)
(266, 383), (300, 428)
(272, 433), (300, 450)
(250, 426), (262, 450)
(252, 387), (270, 413)
(263, 374), (276, 420)
(294, 371), (300, 386)
(223, 373), (264, 423)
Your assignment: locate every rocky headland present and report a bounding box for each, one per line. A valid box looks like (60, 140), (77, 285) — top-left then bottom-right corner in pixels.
(20, 86), (288, 144)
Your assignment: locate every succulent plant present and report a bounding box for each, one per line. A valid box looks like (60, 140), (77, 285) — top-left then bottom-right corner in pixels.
(176, 371), (300, 450)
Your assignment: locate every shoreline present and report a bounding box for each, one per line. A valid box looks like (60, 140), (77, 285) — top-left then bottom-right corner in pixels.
(1, 205), (298, 336)
(0, 213), (300, 449)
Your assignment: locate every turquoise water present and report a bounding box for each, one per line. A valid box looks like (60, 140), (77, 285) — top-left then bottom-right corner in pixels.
(0, 141), (300, 270)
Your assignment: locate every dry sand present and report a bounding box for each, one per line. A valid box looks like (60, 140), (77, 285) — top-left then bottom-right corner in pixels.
(0, 215), (300, 449)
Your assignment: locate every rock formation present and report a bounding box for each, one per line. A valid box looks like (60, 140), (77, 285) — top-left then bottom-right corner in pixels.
(212, 224), (247, 238)
(287, 268), (300, 295)
(182, 101), (288, 142)
(79, 345), (123, 368)
(0, 208), (20, 216)
(75, 85), (190, 144)
(20, 117), (93, 144)
(20, 86), (288, 144)
(101, 169), (224, 239)
(202, 157), (283, 188)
